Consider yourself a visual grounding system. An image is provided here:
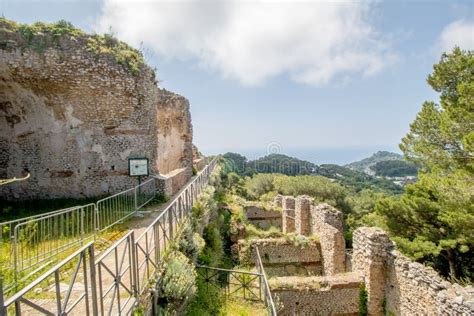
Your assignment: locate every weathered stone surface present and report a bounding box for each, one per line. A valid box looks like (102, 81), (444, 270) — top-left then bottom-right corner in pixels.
(238, 238), (322, 276)
(353, 227), (473, 315)
(294, 195), (312, 236)
(270, 273), (362, 316)
(244, 205), (282, 230)
(0, 22), (192, 199)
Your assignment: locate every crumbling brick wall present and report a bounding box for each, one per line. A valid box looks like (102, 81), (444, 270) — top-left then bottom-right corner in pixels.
(310, 203), (346, 275)
(352, 227), (473, 315)
(270, 273), (362, 315)
(238, 238), (323, 277)
(0, 20), (193, 200)
(244, 205), (282, 230)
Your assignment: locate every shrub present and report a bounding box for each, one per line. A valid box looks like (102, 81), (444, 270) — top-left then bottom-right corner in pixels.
(160, 251), (196, 303)
(185, 278), (224, 315)
(178, 221), (205, 260)
(244, 174), (275, 199)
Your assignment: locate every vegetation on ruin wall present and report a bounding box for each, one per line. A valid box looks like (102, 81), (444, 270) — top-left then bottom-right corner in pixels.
(0, 18), (147, 76)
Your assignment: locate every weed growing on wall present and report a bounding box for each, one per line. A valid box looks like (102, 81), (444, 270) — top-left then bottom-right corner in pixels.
(358, 283), (368, 316)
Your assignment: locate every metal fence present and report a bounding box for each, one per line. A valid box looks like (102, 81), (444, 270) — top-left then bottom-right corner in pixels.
(13, 204), (96, 275)
(135, 158), (217, 294)
(196, 266), (263, 301)
(1, 241), (97, 315)
(255, 246), (277, 316)
(0, 158), (218, 314)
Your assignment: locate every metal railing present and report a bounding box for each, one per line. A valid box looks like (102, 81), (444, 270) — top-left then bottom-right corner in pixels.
(13, 204), (96, 275)
(196, 266), (262, 301)
(95, 231), (137, 315)
(255, 247), (277, 316)
(1, 176), (161, 289)
(1, 242), (98, 315)
(0, 158), (218, 314)
(135, 158), (217, 294)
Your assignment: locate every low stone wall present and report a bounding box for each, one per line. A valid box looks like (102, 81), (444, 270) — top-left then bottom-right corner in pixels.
(193, 158), (207, 171)
(269, 273), (362, 315)
(156, 167), (191, 197)
(245, 205), (282, 230)
(238, 238), (322, 277)
(353, 227), (474, 315)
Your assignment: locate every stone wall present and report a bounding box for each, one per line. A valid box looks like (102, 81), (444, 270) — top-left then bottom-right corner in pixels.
(0, 20), (193, 200)
(156, 167), (190, 197)
(245, 205), (282, 230)
(281, 196), (296, 233)
(311, 203), (346, 275)
(239, 238), (322, 277)
(193, 158), (207, 171)
(276, 196), (346, 276)
(353, 227), (474, 315)
(294, 195), (312, 236)
(269, 273), (362, 316)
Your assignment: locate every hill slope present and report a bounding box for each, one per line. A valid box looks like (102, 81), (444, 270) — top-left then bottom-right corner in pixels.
(345, 151), (403, 175)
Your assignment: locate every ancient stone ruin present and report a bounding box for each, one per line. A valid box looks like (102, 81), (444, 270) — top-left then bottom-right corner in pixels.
(236, 194), (473, 315)
(0, 19), (194, 199)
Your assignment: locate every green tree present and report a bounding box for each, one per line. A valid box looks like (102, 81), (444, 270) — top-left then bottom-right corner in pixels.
(378, 48), (474, 279)
(400, 47), (474, 173)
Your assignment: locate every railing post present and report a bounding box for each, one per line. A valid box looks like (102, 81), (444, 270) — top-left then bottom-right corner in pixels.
(134, 186), (138, 212)
(130, 232), (139, 298)
(88, 244), (98, 316)
(13, 226), (18, 287)
(0, 277), (5, 316)
(94, 203), (99, 239)
(168, 207), (174, 240)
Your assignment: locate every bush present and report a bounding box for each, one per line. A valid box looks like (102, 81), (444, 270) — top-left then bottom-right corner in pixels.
(178, 221), (205, 260)
(160, 251), (196, 303)
(185, 278), (225, 315)
(244, 174), (275, 199)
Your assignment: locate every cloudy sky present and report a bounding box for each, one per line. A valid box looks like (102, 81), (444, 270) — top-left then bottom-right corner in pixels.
(2, 0), (473, 163)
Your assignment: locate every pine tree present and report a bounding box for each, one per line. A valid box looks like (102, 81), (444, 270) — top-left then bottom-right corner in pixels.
(377, 48), (474, 279)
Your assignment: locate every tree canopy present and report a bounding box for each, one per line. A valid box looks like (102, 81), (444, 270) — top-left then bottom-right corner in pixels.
(378, 48), (474, 279)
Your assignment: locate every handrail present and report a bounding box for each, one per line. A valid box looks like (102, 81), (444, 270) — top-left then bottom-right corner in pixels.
(136, 158), (217, 242)
(255, 246), (277, 316)
(195, 265), (263, 276)
(4, 241), (94, 306)
(0, 157), (218, 311)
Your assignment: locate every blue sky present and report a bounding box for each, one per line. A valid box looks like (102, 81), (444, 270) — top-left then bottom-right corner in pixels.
(2, 0), (473, 164)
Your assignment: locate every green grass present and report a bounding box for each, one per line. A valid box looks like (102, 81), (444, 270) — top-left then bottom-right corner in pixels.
(223, 298), (267, 316)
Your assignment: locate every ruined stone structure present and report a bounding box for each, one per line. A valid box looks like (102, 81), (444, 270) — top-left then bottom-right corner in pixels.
(240, 238), (322, 276)
(0, 20), (193, 199)
(234, 194), (473, 315)
(352, 227), (474, 315)
(269, 274), (361, 316)
(281, 196), (346, 276)
(281, 196), (296, 233)
(244, 205), (282, 230)
(294, 195), (312, 235)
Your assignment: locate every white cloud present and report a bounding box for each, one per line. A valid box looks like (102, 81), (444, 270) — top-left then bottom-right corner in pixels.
(438, 20), (474, 53)
(96, 0), (395, 86)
